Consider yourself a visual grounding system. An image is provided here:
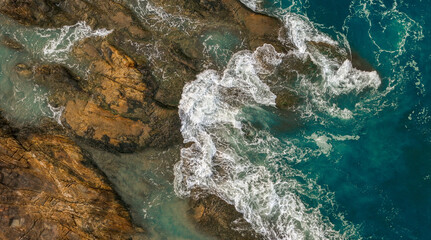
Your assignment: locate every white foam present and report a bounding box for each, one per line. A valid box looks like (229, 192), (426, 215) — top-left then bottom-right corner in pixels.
(309, 133), (332, 155)
(284, 14), (338, 55)
(239, 0), (264, 11)
(39, 21), (112, 62)
(308, 133), (360, 156)
(132, 0), (197, 34)
(48, 104), (64, 126)
(280, 13), (381, 120)
(326, 60), (380, 95)
(175, 47), (358, 239)
(253, 44), (284, 75)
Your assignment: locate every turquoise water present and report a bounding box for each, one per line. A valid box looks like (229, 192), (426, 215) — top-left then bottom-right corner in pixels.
(0, 11), (213, 240)
(82, 145), (214, 240)
(269, 0), (431, 239)
(176, 0), (431, 239)
(251, 0), (430, 239)
(0, 16), (110, 125)
(0, 39), (54, 124)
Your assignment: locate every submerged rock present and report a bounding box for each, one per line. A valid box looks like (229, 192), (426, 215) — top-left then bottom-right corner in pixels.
(189, 194), (263, 240)
(0, 34), (24, 50)
(0, 115), (144, 239)
(1, 0), (283, 238)
(0, 0), (285, 107)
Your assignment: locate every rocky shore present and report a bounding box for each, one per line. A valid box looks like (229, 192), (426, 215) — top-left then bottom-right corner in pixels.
(0, 0), (378, 239)
(0, 115), (144, 239)
(0, 0), (283, 238)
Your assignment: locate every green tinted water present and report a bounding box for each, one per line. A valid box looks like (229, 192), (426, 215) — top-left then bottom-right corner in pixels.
(0, 15), (101, 125)
(201, 30), (242, 67)
(0, 38), (51, 124)
(81, 144), (214, 240)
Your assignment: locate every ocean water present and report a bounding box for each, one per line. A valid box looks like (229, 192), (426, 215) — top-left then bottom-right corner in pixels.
(175, 0), (431, 239)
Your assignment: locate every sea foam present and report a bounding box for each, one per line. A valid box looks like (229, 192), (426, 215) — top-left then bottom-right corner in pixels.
(38, 21), (112, 62)
(281, 13), (381, 120)
(174, 1), (385, 239)
(175, 46), (358, 239)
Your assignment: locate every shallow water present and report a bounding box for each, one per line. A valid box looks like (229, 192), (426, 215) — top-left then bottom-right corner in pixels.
(0, 43), (48, 124)
(0, 16), (110, 125)
(81, 144), (214, 240)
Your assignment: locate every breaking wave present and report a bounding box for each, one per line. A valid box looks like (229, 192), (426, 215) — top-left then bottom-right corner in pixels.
(173, 1), (390, 239)
(280, 13), (381, 120)
(174, 45), (361, 239)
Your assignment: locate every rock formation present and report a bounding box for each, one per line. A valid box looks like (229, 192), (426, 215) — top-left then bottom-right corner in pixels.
(0, 116), (144, 239)
(189, 194), (262, 240)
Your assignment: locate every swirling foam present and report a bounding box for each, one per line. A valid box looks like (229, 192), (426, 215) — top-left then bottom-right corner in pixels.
(37, 21), (112, 62)
(130, 0), (197, 34)
(175, 46), (359, 239)
(280, 13), (381, 120)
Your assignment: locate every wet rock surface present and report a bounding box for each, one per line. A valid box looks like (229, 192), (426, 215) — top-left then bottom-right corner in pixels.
(0, 116), (144, 239)
(189, 194), (263, 240)
(0, 0), (286, 107)
(26, 41), (181, 152)
(0, 0), (304, 238)
(64, 99), (152, 152)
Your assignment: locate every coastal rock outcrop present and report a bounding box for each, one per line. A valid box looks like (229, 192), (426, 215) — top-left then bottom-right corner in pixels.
(28, 41), (182, 152)
(63, 99), (152, 151)
(189, 194), (262, 240)
(0, 116), (143, 239)
(0, 0), (286, 107)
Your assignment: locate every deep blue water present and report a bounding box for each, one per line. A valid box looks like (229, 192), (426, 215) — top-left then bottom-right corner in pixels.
(261, 0), (431, 239)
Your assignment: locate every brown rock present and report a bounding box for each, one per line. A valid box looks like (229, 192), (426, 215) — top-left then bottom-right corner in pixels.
(33, 64), (82, 106)
(0, 0), (75, 27)
(0, 0), (149, 37)
(0, 34), (24, 50)
(1, 0), (286, 108)
(63, 99), (151, 151)
(0, 117), (142, 239)
(69, 40), (182, 150)
(189, 194), (263, 240)
(15, 64), (32, 78)
(220, 0), (284, 50)
(14, 40), (181, 151)
(75, 41), (149, 115)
